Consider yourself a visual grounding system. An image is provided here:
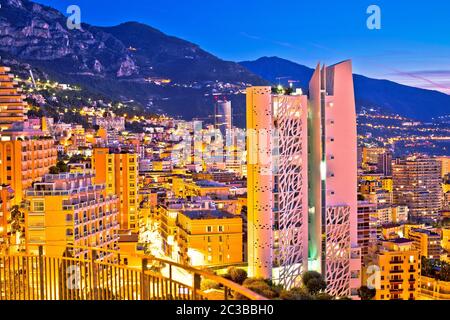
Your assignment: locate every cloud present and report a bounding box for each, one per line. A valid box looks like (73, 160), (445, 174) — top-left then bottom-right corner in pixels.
(239, 32), (305, 51)
(239, 32), (262, 40)
(388, 70), (450, 78)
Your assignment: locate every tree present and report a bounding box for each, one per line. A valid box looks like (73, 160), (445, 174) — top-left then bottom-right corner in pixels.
(358, 286), (376, 300)
(280, 287), (314, 300)
(10, 205), (24, 234)
(236, 278), (280, 300)
(439, 262), (450, 282)
(315, 292), (334, 300)
(421, 256), (436, 278)
(56, 160), (69, 173)
(227, 267), (248, 285)
(301, 271), (327, 295)
(49, 166), (60, 174)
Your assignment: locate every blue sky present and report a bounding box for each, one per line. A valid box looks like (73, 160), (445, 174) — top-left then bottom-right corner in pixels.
(34, 0), (450, 93)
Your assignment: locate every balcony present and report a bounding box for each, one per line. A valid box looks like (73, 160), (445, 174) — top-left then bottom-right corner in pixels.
(390, 259), (404, 264)
(28, 224), (45, 230)
(390, 288), (403, 293)
(390, 270), (403, 274)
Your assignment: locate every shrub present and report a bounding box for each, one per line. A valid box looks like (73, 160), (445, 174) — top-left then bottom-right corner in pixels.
(201, 279), (221, 291)
(301, 271), (327, 295)
(280, 287), (314, 300)
(227, 267), (248, 285)
(240, 278), (279, 299)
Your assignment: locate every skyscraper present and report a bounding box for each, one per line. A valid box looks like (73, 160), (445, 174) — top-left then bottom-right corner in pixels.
(246, 87), (309, 289)
(246, 61), (361, 297)
(214, 100), (232, 138)
(377, 151), (393, 176)
(308, 61), (361, 297)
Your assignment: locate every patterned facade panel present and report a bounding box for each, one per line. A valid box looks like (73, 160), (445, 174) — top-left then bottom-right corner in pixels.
(325, 205), (352, 297)
(274, 96), (307, 289)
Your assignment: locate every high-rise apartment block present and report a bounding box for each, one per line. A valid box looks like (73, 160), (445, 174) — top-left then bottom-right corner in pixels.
(0, 137), (58, 204)
(374, 239), (420, 300)
(357, 201), (378, 265)
(0, 66), (27, 131)
(214, 100), (232, 138)
(0, 66), (57, 204)
(24, 172), (120, 259)
(246, 61), (361, 297)
(92, 148), (139, 231)
(393, 157), (442, 220)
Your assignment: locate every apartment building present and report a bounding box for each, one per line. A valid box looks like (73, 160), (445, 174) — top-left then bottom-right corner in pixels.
(25, 172), (120, 260)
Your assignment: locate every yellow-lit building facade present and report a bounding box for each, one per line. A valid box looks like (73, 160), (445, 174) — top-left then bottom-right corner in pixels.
(0, 185), (14, 247)
(408, 228), (442, 260)
(0, 66), (27, 131)
(437, 156), (450, 178)
(0, 137), (57, 204)
(172, 177), (230, 198)
(24, 172), (120, 260)
(177, 209), (242, 267)
(420, 276), (450, 300)
(92, 148), (139, 231)
(0, 66), (57, 203)
(443, 228), (450, 252)
(375, 239), (420, 300)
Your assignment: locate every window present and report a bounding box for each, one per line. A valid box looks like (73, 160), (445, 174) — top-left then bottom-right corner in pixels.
(206, 226), (212, 233)
(218, 226), (224, 232)
(33, 201), (45, 212)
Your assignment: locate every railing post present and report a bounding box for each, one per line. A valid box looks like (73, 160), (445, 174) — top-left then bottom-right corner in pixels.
(91, 249), (99, 300)
(169, 264), (173, 298)
(224, 286), (229, 300)
(142, 258), (149, 300)
(38, 245), (45, 300)
(193, 273), (201, 300)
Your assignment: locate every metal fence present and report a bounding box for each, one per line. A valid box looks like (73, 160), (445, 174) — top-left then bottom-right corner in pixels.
(0, 246), (266, 301)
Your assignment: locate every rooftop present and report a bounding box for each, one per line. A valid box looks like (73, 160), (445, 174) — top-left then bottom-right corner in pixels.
(195, 180), (227, 188)
(388, 238), (413, 244)
(411, 228), (440, 237)
(182, 210), (237, 220)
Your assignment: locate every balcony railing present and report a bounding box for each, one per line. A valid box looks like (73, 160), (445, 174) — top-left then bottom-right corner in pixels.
(0, 245), (266, 301)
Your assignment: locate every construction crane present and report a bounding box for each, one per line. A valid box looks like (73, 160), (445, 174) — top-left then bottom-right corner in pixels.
(275, 76), (290, 86)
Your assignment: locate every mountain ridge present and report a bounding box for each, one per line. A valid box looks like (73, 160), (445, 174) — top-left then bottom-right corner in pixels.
(0, 0), (448, 124)
(240, 56), (450, 120)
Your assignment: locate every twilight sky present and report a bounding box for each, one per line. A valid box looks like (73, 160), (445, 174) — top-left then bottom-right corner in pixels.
(35, 0), (450, 94)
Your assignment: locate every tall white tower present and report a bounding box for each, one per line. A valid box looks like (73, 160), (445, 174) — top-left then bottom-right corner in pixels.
(308, 60), (361, 297)
(246, 61), (361, 297)
(246, 87), (309, 288)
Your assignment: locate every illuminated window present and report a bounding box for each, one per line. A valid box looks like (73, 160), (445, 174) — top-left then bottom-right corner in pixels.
(33, 201), (45, 212)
